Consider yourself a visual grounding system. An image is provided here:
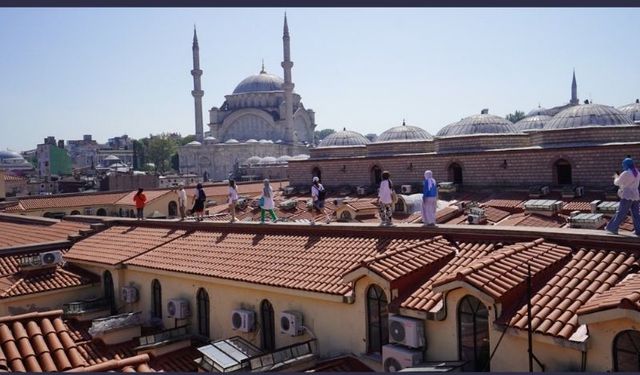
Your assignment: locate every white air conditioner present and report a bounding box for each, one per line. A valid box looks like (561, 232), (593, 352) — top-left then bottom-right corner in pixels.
(388, 315), (425, 349)
(121, 286), (139, 303)
(382, 344), (423, 372)
(356, 186), (367, 196)
(401, 185), (413, 194)
(40, 251), (63, 266)
(280, 310), (303, 336)
(231, 309), (255, 332)
(167, 299), (191, 319)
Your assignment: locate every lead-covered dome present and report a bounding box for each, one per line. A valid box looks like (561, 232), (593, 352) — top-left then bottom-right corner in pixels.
(233, 70), (284, 94)
(618, 99), (640, 123)
(545, 103), (634, 130)
(514, 115), (553, 132)
(526, 106), (551, 117)
(376, 122), (433, 142)
(318, 128), (371, 148)
(436, 110), (518, 137)
(0, 150), (24, 160)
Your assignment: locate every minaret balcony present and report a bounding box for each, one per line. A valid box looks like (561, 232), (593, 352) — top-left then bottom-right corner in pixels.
(192, 90), (204, 97)
(191, 69), (203, 76)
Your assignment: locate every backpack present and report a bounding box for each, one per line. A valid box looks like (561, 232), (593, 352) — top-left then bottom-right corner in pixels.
(317, 187), (326, 201)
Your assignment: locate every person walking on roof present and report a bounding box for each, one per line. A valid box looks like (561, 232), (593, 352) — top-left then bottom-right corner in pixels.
(228, 179), (239, 223)
(422, 170), (438, 226)
(377, 171), (395, 226)
(311, 176), (331, 225)
(192, 183), (206, 222)
(133, 188), (147, 221)
(176, 183), (187, 220)
(605, 157), (640, 236)
(259, 179), (278, 224)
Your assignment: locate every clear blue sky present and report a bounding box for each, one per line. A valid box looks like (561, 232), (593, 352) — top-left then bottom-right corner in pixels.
(1, 8), (639, 152)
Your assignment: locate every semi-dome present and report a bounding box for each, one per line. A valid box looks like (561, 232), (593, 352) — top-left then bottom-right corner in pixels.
(436, 110), (518, 137)
(376, 122), (433, 142)
(232, 70), (284, 94)
(224, 139), (239, 144)
(618, 99), (640, 123)
(514, 115), (553, 132)
(318, 128), (371, 148)
(545, 103), (634, 130)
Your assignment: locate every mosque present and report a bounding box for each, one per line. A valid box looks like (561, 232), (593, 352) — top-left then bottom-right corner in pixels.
(178, 15), (316, 181)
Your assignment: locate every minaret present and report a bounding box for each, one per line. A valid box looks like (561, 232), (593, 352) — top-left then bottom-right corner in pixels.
(281, 13), (296, 145)
(570, 69), (579, 105)
(191, 26), (205, 142)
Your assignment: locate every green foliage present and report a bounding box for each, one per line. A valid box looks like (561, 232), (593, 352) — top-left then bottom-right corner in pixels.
(314, 128), (336, 141)
(506, 110), (526, 123)
(147, 135), (177, 173)
(179, 135), (197, 146)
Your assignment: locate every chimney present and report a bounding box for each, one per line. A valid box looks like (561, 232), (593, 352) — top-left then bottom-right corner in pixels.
(481, 108), (489, 114)
(58, 140), (65, 148)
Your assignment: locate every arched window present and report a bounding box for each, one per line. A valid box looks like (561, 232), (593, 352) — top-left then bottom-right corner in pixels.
(260, 299), (276, 351)
(168, 201), (178, 217)
(458, 295), (490, 371)
(103, 271), (115, 314)
(151, 279), (162, 319)
(312, 167), (322, 182)
(448, 163), (463, 184)
(366, 284), (389, 354)
(613, 330), (640, 371)
(371, 166), (382, 187)
(70, 210), (81, 215)
(96, 208), (107, 216)
(197, 288), (210, 338)
(554, 159), (572, 185)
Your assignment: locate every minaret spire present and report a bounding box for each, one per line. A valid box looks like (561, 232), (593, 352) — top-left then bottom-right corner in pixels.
(281, 12), (296, 147)
(570, 68), (578, 105)
(191, 25), (205, 142)
(261, 59), (265, 74)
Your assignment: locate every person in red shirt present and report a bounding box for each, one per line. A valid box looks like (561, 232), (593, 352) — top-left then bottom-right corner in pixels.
(133, 188), (147, 220)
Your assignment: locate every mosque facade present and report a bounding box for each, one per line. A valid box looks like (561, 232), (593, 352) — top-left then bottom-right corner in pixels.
(178, 16), (316, 181)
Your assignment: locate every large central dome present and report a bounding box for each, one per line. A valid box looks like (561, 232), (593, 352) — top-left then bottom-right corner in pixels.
(233, 70), (284, 94)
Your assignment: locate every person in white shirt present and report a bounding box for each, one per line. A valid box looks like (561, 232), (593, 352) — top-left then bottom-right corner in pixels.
(310, 176), (331, 225)
(605, 157), (640, 235)
(228, 179), (239, 223)
(377, 171), (395, 226)
(176, 184), (187, 220)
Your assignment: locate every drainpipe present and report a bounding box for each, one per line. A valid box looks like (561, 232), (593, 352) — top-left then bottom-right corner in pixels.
(527, 263), (533, 372)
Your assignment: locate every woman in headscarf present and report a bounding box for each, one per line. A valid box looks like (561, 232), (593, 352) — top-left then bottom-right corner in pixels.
(422, 170), (438, 226)
(605, 157), (640, 235)
(259, 179), (278, 224)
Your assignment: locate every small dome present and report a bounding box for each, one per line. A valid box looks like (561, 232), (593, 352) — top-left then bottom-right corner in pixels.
(203, 136), (216, 141)
(618, 99), (640, 123)
(233, 70), (284, 94)
(0, 150), (23, 160)
(292, 154), (310, 160)
(376, 122), (433, 142)
(246, 139), (258, 143)
(514, 115), (553, 132)
(437, 110), (518, 137)
(259, 156), (277, 165)
(545, 103), (634, 130)
(275, 139), (283, 144)
(276, 155), (292, 163)
(318, 129), (371, 148)
(186, 141), (202, 147)
(104, 154), (120, 160)
(225, 139), (239, 144)
(258, 139), (273, 144)
(526, 107), (551, 117)
(246, 156), (262, 165)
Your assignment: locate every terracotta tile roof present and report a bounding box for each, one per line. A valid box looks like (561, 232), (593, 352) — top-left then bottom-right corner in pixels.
(578, 272), (640, 316)
(3, 174), (26, 182)
(126, 230), (448, 296)
(436, 206), (463, 224)
(482, 198), (526, 211)
(434, 239), (572, 302)
(114, 190), (173, 206)
(561, 200), (593, 213)
(0, 264), (99, 299)
(496, 213), (567, 228)
(148, 346), (201, 372)
(65, 226), (187, 265)
(4, 192), (129, 212)
(0, 218), (90, 250)
(503, 248), (637, 339)
(401, 241), (499, 312)
(202, 181), (279, 198)
(481, 206), (512, 223)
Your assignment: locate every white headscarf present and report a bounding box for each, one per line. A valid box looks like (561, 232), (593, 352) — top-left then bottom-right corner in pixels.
(424, 170), (436, 190)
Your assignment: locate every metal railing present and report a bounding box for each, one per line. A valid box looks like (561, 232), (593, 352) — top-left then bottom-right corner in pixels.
(62, 298), (110, 316)
(138, 325), (190, 347)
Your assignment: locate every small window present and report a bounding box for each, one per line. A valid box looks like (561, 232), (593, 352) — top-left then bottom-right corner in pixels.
(151, 279), (162, 319)
(366, 284), (389, 354)
(614, 330), (640, 371)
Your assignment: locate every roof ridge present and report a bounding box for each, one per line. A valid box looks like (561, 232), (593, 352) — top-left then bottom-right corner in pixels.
(361, 236), (446, 264)
(0, 309), (63, 323)
(0, 275), (23, 298)
(119, 228), (193, 265)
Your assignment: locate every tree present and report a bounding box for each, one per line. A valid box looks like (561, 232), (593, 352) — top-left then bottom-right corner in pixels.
(314, 129), (336, 141)
(147, 135), (177, 173)
(179, 135), (196, 146)
(506, 110), (526, 123)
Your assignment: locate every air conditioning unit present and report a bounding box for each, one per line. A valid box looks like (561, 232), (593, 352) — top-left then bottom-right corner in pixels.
(121, 286), (139, 303)
(231, 309), (255, 332)
(167, 299), (190, 319)
(40, 251), (63, 267)
(467, 207), (487, 225)
(356, 186), (367, 196)
(382, 344), (423, 372)
(235, 198), (248, 210)
(389, 315), (425, 349)
(401, 185), (413, 194)
(438, 182), (457, 193)
(280, 310), (304, 336)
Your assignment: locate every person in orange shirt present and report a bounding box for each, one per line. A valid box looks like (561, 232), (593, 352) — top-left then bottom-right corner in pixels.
(133, 188), (147, 220)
